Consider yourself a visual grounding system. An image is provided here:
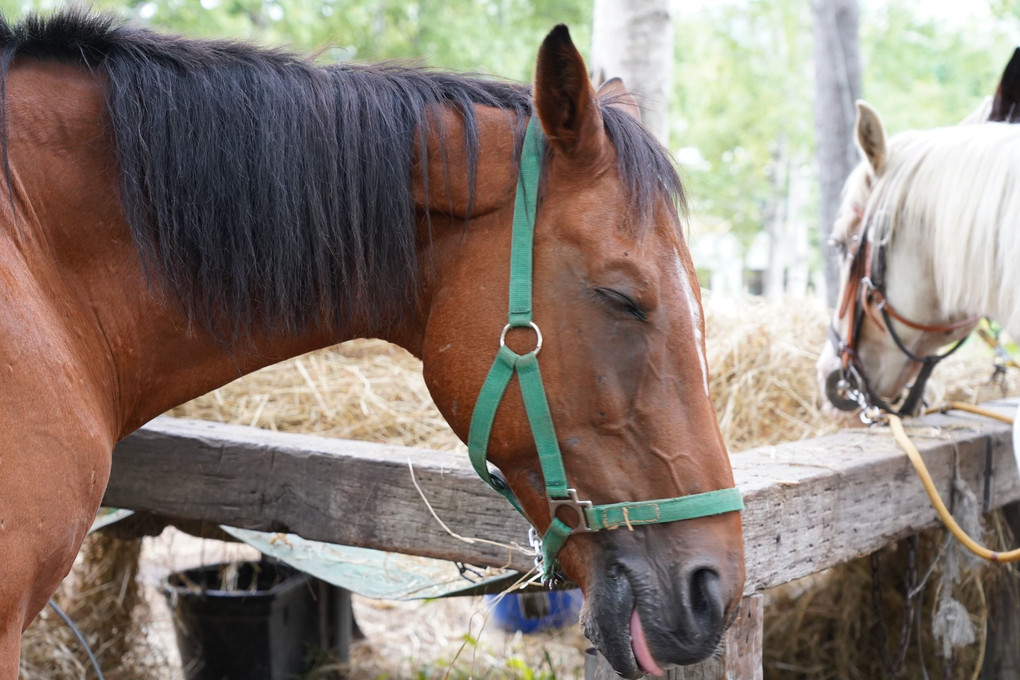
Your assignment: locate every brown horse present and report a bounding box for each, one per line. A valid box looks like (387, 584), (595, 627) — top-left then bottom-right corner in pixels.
(0, 12), (744, 677)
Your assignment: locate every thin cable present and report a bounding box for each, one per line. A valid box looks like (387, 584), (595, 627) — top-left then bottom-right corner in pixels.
(48, 598), (105, 680)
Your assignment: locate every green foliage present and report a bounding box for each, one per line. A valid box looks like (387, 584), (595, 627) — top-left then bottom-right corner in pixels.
(98, 0), (590, 81)
(6, 0), (1016, 283)
(2, 0), (590, 79)
(674, 0), (1020, 277)
(674, 0), (812, 246)
(862, 3), (1013, 132)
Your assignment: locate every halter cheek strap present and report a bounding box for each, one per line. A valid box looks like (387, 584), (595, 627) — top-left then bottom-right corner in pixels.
(467, 117), (744, 584)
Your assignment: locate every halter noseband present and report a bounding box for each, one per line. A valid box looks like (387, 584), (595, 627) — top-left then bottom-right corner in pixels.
(467, 117), (744, 585)
(826, 204), (979, 419)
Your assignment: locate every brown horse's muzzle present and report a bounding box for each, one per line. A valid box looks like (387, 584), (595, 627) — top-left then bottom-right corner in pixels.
(577, 522), (743, 678)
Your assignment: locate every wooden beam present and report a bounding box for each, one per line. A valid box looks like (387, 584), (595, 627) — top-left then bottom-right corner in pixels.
(104, 401), (1020, 587)
(737, 401), (1019, 593)
(105, 417), (536, 571)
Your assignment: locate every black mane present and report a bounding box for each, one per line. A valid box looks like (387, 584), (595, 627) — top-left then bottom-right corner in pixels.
(0, 11), (684, 340)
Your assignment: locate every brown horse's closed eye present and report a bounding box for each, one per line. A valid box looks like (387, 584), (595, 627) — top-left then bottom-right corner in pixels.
(0, 12), (744, 678)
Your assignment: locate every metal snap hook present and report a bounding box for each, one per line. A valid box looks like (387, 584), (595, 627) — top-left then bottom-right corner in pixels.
(860, 405), (887, 425)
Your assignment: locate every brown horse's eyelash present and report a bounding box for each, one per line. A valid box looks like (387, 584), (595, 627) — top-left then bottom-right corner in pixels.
(593, 287), (648, 322)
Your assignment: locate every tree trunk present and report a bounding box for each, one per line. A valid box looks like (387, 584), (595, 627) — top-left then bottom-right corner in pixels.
(811, 0), (861, 306)
(590, 0), (674, 145)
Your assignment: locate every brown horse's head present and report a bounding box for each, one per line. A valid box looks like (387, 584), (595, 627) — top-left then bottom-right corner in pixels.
(418, 26), (744, 677)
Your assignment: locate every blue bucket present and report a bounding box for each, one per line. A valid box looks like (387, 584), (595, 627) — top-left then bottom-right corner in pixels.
(485, 589), (583, 633)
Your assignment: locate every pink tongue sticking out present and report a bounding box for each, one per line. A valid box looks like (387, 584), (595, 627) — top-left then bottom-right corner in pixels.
(630, 609), (664, 677)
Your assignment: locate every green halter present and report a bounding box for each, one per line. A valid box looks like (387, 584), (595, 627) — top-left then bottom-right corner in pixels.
(467, 117), (744, 584)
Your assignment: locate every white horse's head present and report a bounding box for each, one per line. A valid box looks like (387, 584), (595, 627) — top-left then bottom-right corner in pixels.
(817, 102), (983, 416)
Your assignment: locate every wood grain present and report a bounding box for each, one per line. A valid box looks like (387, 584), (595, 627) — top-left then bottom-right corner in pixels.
(104, 401), (1020, 588)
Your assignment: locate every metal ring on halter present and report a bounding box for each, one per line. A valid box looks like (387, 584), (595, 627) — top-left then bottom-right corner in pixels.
(499, 321), (543, 355)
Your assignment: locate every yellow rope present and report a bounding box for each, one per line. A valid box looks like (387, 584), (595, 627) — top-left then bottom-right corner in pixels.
(924, 401), (1014, 424)
(888, 401), (1020, 563)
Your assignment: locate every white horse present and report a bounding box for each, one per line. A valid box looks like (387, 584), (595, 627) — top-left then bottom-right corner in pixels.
(817, 49), (1020, 418)
(816, 100), (1020, 416)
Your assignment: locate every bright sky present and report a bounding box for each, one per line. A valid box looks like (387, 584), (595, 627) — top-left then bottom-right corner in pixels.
(671, 0), (1017, 44)
(671, 0), (992, 24)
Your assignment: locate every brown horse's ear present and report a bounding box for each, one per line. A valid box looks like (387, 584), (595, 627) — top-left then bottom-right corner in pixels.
(534, 25), (605, 161)
(598, 77), (641, 122)
(991, 47), (1020, 122)
(855, 100), (887, 174)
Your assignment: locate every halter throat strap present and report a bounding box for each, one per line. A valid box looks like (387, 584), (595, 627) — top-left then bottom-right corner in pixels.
(466, 117), (743, 584)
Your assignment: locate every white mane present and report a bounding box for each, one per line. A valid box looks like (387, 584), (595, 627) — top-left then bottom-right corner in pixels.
(959, 96), (993, 125)
(857, 122), (1020, 335)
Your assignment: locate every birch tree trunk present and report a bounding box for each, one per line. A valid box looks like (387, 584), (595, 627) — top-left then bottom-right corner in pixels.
(590, 0), (673, 145)
(811, 0), (861, 306)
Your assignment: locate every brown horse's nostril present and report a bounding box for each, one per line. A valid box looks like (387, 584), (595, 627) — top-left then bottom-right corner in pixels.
(688, 568), (724, 634)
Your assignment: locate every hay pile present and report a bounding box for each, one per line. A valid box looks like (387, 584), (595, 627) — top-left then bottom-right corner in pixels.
(705, 295), (840, 450)
(762, 530), (1003, 680)
(704, 294), (1017, 452)
(168, 339), (462, 451)
(19, 533), (171, 680)
(21, 295), (1020, 679)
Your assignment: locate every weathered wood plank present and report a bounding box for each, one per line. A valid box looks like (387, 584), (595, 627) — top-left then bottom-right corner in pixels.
(104, 401), (1020, 589)
(981, 500), (1020, 679)
(718, 593), (763, 680)
(105, 417), (536, 571)
(737, 401), (1019, 593)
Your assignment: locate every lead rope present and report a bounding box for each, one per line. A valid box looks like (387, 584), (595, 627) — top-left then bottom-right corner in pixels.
(887, 401), (1020, 563)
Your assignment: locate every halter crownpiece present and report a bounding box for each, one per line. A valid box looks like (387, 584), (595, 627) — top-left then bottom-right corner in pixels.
(467, 116), (744, 584)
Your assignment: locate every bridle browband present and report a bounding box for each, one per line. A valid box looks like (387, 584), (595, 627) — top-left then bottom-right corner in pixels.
(467, 117), (743, 585)
(826, 203), (979, 419)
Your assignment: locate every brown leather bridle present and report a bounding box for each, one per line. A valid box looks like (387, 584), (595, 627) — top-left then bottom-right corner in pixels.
(825, 203), (980, 418)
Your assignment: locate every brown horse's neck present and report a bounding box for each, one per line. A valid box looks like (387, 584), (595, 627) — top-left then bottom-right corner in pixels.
(0, 58), (521, 440)
(124, 104), (521, 436)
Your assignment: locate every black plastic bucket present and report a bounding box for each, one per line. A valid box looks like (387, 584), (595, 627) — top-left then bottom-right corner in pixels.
(165, 559), (318, 680)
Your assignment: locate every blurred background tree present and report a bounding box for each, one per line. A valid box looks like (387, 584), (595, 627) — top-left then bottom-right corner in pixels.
(0, 0), (1015, 303)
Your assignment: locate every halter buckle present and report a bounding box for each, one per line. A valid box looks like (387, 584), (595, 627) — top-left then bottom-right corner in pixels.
(549, 489), (597, 533)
